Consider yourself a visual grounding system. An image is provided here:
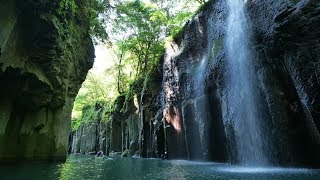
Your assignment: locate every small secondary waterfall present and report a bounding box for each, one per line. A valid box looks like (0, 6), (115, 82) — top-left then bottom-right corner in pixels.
(226, 0), (268, 165)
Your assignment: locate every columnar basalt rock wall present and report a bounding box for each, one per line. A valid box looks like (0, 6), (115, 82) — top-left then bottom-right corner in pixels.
(247, 0), (320, 167)
(0, 0), (94, 162)
(71, 107), (107, 155)
(162, 0), (228, 162)
(159, 0), (320, 167)
(71, 0), (320, 168)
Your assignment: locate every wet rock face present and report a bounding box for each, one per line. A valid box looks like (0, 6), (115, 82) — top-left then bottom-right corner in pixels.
(72, 96), (141, 157)
(95, 64), (165, 159)
(71, 112), (107, 155)
(69, 0), (320, 167)
(247, 0), (320, 167)
(162, 0), (228, 162)
(276, 1), (320, 128)
(0, 0), (94, 162)
(160, 0), (320, 167)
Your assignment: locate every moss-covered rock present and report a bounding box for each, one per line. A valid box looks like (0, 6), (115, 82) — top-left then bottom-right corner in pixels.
(0, 0), (94, 162)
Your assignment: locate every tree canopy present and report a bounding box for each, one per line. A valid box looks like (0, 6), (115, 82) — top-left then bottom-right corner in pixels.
(71, 0), (209, 130)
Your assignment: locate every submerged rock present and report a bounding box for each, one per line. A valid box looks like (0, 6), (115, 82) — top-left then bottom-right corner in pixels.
(129, 141), (139, 156)
(96, 150), (104, 157)
(121, 149), (130, 157)
(109, 152), (122, 158)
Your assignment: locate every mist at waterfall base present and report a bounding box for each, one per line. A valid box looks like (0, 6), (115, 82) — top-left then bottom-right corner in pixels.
(1, 155), (320, 180)
(225, 0), (268, 165)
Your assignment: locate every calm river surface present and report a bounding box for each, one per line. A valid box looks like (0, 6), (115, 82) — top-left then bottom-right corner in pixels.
(1, 155), (320, 179)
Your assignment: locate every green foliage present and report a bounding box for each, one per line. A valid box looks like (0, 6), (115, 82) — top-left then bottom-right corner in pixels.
(101, 102), (115, 123)
(167, 12), (193, 39)
(71, 69), (117, 130)
(112, 1), (167, 78)
(71, 117), (81, 131)
(72, 100), (115, 130)
(108, 0), (208, 116)
(84, 0), (110, 42)
(109, 0), (203, 95)
(71, 104), (96, 130)
(57, 0), (77, 18)
(82, 105), (98, 123)
(71, 0), (206, 130)
(57, 0), (109, 42)
(192, 0), (214, 19)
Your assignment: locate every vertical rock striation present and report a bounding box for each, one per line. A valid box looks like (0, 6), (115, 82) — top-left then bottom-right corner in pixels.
(0, 0), (94, 162)
(71, 0), (320, 168)
(147, 0), (319, 167)
(159, 0), (320, 167)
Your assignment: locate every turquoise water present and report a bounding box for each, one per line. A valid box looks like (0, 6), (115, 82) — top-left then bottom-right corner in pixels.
(1, 155), (320, 180)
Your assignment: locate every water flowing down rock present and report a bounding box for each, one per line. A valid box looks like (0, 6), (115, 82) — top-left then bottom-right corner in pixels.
(3, 0), (319, 168)
(225, 0), (268, 165)
(129, 0), (320, 167)
(84, 0), (320, 168)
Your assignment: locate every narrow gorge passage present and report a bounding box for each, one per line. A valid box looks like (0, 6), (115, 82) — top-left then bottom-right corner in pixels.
(1, 0), (320, 179)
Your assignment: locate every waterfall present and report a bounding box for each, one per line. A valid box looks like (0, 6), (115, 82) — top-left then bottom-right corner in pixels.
(226, 0), (268, 165)
(73, 131), (78, 154)
(138, 77), (148, 157)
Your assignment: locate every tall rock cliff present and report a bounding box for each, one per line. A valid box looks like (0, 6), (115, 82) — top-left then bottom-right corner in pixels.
(70, 0), (320, 168)
(0, 0), (94, 162)
(161, 0), (320, 167)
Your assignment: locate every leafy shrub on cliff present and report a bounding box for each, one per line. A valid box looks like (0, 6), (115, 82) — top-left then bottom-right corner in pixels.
(72, 100), (114, 130)
(72, 104), (97, 130)
(56, 0), (109, 42)
(110, 0), (207, 92)
(101, 102), (115, 122)
(71, 0), (208, 130)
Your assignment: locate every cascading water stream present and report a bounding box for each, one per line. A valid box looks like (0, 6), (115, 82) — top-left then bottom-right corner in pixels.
(226, 0), (268, 165)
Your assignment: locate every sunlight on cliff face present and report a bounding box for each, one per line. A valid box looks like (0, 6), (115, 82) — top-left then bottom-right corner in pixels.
(162, 38), (186, 133)
(164, 106), (182, 132)
(134, 95), (139, 113)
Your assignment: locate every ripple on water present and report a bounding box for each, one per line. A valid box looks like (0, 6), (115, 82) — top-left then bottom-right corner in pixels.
(1, 156), (320, 180)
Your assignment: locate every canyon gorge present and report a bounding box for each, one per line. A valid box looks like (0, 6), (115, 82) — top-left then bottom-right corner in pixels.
(1, 0), (320, 170)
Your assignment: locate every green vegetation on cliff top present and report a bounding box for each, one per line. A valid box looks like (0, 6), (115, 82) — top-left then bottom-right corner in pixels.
(71, 0), (210, 130)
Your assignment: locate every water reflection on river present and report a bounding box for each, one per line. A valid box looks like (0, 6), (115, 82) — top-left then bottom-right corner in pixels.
(1, 155), (320, 179)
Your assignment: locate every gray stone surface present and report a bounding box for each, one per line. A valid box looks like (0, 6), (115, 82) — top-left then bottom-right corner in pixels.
(0, 0), (94, 162)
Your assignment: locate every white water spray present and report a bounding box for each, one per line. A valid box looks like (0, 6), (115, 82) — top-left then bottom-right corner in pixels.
(226, 0), (268, 165)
